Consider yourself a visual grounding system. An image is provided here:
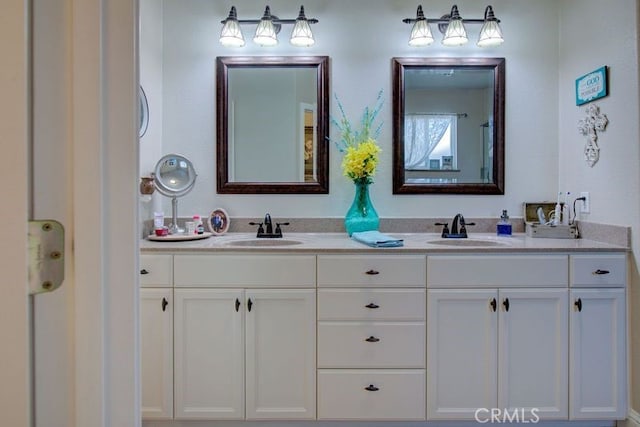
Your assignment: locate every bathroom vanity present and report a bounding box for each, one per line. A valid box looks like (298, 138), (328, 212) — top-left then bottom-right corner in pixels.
(140, 233), (627, 425)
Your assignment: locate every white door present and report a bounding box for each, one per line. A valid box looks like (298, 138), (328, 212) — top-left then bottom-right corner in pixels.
(427, 289), (498, 420)
(498, 288), (568, 419)
(174, 288), (245, 419)
(0, 1), (31, 425)
(140, 289), (173, 419)
(245, 289), (316, 420)
(569, 288), (626, 419)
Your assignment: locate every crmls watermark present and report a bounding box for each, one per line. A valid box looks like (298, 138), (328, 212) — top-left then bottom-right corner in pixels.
(474, 408), (541, 424)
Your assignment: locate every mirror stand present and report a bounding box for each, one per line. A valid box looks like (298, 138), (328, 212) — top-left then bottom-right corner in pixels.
(168, 196), (182, 234)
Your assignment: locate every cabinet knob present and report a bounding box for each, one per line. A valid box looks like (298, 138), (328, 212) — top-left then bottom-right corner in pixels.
(235, 298), (241, 312)
(247, 298), (253, 312)
(365, 269), (380, 275)
(364, 384), (379, 391)
(592, 269), (610, 275)
(365, 336), (380, 343)
(574, 298), (583, 312)
(161, 297), (168, 312)
(490, 298), (497, 312)
(502, 298), (510, 312)
(365, 303), (380, 309)
(140, 269), (149, 275)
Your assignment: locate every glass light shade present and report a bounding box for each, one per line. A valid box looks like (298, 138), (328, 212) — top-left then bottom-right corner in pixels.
(290, 19), (314, 46)
(409, 19), (434, 46)
(442, 19), (468, 46)
(477, 21), (504, 47)
(219, 19), (245, 47)
(253, 7), (278, 46)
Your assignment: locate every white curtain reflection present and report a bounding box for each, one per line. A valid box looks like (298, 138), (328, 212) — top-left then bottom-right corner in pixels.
(404, 114), (452, 169)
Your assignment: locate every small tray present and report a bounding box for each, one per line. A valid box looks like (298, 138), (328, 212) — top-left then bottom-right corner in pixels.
(147, 232), (212, 242)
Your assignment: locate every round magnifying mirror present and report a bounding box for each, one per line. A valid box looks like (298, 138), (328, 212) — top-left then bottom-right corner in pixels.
(154, 154), (197, 234)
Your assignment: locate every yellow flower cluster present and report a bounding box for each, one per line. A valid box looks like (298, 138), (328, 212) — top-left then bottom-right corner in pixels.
(342, 138), (381, 184)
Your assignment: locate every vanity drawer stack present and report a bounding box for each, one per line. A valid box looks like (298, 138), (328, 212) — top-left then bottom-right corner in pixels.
(316, 254), (426, 421)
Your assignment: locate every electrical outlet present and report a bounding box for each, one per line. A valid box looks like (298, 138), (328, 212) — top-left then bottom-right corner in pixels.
(580, 191), (590, 213)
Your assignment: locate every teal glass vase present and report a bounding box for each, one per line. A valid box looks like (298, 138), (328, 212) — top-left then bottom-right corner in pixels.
(344, 181), (379, 236)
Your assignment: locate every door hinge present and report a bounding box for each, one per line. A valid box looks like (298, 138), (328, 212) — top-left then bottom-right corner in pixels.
(28, 220), (65, 295)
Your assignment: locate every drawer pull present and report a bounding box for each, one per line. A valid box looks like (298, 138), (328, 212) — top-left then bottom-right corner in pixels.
(247, 298), (253, 312)
(593, 269), (610, 275)
(490, 298), (497, 312)
(365, 303), (380, 309)
(140, 269), (149, 275)
(162, 297), (168, 312)
(502, 298), (510, 312)
(235, 298), (241, 312)
(574, 298), (582, 312)
(364, 384), (379, 391)
(365, 269), (380, 275)
(365, 336), (380, 343)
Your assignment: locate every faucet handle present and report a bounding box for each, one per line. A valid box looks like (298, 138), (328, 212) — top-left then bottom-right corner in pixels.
(274, 222), (289, 237)
(435, 222), (450, 237)
(249, 221), (265, 236)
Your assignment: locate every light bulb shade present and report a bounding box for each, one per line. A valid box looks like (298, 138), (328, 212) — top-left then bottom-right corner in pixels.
(219, 6), (245, 47)
(409, 19), (434, 46)
(253, 6), (278, 46)
(477, 20), (504, 47)
(442, 18), (467, 46)
(290, 6), (314, 46)
(477, 6), (503, 47)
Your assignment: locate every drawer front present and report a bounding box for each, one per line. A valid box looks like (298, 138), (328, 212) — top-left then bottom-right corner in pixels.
(140, 254), (173, 287)
(318, 289), (425, 321)
(427, 254), (568, 288)
(318, 369), (425, 420)
(318, 322), (425, 368)
(317, 255), (426, 287)
(174, 254), (316, 287)
(570, 254), (626, 287)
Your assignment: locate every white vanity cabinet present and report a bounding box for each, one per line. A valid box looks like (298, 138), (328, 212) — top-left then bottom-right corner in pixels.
(139, 254), (174, 420)
(569, 254), (627, 419)
(426, 254), (570, 421)
(172, 254), (316, 421)
(316, 254), (426, 421)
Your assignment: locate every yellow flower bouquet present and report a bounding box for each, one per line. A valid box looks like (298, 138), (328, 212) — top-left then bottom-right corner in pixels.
(331, 91), (384, 235)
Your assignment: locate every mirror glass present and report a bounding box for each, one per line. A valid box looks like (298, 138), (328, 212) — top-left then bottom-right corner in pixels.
(139, 86), (149, 138)
(216, 56), (329, 194)
(154, 154), (197, 234)
(392, 57), (505, 194)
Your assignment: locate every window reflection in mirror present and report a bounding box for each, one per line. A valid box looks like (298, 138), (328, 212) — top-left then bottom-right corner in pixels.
(393, 57), (505, 194)
(216, 56), (329, 194)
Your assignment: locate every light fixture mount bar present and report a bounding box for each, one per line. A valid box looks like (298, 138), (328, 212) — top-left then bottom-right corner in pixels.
(402, 17), (499, 25)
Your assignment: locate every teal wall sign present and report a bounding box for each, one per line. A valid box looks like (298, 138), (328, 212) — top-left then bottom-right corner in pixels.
(575, 66), (608, 106)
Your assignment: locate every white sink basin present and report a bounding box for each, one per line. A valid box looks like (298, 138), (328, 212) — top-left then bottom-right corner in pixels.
(427, 238), (508, 247)
(225, 239), (304, 247)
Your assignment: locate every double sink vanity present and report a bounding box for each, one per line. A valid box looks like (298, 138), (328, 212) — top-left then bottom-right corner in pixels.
(140, 231), (628, 424)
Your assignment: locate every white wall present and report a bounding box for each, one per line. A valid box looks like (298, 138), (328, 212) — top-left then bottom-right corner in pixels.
(558, 0), (640, 414)
(142, 0), (561, 220)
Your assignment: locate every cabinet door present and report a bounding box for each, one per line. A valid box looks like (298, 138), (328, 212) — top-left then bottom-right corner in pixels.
(140, 288), (173, 419)
(498, 289), (568, 419)
(174, 289), (244, 419)
(245, 289), (316, 419)
(427, 289), (498, 420)
(570, 288), (626, 419)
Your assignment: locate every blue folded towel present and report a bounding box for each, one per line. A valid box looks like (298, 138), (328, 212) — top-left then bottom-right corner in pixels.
(351, 230), (404, 248)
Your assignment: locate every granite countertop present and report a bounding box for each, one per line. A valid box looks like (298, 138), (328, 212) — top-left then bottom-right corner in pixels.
(140, 232), (628, 254)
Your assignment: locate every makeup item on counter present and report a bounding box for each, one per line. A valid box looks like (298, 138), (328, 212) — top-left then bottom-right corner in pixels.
(536, 206), (547, 224)
(153, 211), (164, 230)
(497, 209), (512, 236)
(193, 215), (204, 234)
(185, 221), (196, 235)
(154, 227), (169, 237)
(553, 192), (562, 225)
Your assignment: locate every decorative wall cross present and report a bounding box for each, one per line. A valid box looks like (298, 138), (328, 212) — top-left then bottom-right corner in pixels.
(577, 103), (608, 167)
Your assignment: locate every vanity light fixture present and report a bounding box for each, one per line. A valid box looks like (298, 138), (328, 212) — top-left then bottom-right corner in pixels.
(403, 4), (504, 47)
(219, 5), (318, 48)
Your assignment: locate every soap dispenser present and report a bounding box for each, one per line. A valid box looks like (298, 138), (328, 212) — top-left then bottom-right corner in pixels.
(497, 209), (512, 236)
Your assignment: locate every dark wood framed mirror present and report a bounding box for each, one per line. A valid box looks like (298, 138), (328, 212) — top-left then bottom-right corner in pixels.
(392, 57), (505, 194)
(216, 56), (329, 194)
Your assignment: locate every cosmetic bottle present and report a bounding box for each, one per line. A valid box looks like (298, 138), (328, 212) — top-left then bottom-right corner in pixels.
(497, 210), (512, 236)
